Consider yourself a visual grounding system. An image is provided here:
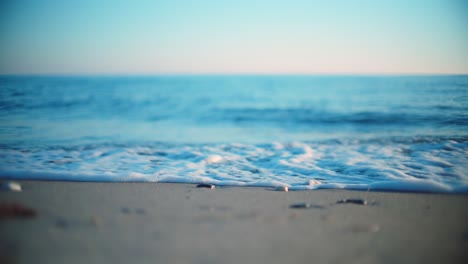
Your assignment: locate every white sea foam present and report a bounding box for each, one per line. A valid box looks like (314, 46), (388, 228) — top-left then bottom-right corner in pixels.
(0, 137), (467, 193)
(205, 155), (223, 164)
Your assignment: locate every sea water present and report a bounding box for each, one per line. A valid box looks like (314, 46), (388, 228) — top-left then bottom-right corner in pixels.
(0, 75), (467, 192)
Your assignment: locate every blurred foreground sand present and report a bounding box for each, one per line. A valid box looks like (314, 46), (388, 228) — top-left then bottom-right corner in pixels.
(1, 181), (467, 264)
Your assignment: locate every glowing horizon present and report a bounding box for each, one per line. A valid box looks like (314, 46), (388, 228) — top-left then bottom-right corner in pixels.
(1, 0), (467, 75)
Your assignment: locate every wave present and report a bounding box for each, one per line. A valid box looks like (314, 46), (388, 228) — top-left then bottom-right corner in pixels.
(1, 136), (467, 193)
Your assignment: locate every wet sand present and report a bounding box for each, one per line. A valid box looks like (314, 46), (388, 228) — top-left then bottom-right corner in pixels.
(1, 181), (467, 264)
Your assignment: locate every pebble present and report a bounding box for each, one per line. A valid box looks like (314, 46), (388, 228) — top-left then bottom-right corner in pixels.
(336, 198), (367, 205)
(275, 186), (288, 192)
(0, 181), (22, 192)
(289, 203), (325, 209)
(196, 184), (215, 189)
(289, 202), (311, 209)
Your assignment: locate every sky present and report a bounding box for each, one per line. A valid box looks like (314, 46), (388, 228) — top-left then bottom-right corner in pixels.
(0, 0), (467, 75)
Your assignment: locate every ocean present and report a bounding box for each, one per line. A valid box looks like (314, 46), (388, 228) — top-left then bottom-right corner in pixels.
(0, 75), (467, 192)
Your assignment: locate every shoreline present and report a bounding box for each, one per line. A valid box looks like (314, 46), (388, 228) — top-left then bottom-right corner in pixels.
(1, 181), (468, 264)
(2, 175), (467, 194)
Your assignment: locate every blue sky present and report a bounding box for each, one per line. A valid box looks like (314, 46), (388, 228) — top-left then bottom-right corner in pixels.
(0, 0), (467, 74)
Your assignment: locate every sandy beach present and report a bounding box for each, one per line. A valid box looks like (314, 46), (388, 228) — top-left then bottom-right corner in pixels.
(1, 181), (467, 264)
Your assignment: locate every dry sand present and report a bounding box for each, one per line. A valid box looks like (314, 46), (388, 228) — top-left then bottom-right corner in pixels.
(1, 181), (467, 264)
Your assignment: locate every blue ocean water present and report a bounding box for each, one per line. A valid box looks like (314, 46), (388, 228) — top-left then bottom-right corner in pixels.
(0, 75), (467, 192)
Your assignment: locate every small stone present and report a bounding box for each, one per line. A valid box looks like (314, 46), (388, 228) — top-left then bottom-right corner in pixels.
(290, 202), (311, 209)
(1, 181), (22, 192)
(336, 198), (367, 205)
(196, 184), (215, 189)
(275, 186), (288, 192)
(289, 203), (325, 209)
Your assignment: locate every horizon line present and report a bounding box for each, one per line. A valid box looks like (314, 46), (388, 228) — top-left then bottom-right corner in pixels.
(1, 72), (468, 78)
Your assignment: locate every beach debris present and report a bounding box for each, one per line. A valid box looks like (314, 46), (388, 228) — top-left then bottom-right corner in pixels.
(196, 184), (215, 189)
(336, 198), (367, 205)
(289, 203), (325, 209)
(0, 203), (37, 218)
(289, 202), (311, 209)
(0, 181), (22, 192)
(275, 186), (288, 192)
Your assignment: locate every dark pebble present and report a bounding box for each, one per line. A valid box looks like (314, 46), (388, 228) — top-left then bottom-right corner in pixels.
(289, 203), (325, 209)
(0, 203), (37, 218)
(196, 184), (215, 189)
(336, 198), (367, 205)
